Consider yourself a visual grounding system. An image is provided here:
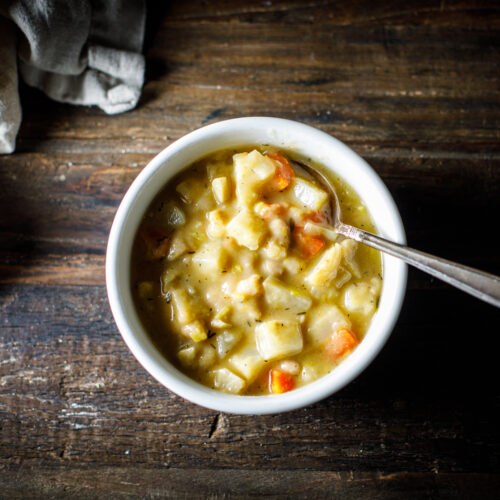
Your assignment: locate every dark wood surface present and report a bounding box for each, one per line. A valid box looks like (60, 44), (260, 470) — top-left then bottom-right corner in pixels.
(1, 1), (500, 498)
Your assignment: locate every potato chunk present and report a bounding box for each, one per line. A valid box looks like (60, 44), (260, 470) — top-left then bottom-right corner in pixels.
(234, 150), (276, 205)
(212, 176), (231, 204)
(228, 344), (266, 383)
(292, 177), (328, 210)
(256, 320), (303, 361)
(305, 243), (342, 288)
(343, 278), (381, 315)
(306, 304), (351, 344)
(192, 241), (228, 273)
(210, 368), (246, 394)
(181, 320), (207, 342)
(215, 330), (242, 359)
(177, 345), (197, 366)
(263, 276), (312, 313)
(206, 209), (226, 240)
(170, 288), (195, 324)
(235, 274), (262, 298)
(226, 209), (267, 250)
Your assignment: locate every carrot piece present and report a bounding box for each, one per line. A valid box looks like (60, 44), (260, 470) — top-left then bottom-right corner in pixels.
(325, 328), (358, 360)
(269, 369), (296, 394)
(293, 226), (325, 258)
(140, 227), (170, 260)
(266, 151), (295, 191)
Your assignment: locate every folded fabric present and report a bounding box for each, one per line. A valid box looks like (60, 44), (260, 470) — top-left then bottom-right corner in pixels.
(0, 0), (146, 154)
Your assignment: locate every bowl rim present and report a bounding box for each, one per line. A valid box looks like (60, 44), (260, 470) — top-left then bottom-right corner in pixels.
(106, 117), (407, 414)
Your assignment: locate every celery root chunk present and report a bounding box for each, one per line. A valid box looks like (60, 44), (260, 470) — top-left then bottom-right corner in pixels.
(263, 276), (312, 313)
(256, 320), (303, 361)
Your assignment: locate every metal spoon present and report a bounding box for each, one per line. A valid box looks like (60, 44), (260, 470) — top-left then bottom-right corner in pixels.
(294, 160), (500, 308)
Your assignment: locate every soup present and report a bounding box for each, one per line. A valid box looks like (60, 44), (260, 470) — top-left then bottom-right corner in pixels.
(131, 148), (382, 395)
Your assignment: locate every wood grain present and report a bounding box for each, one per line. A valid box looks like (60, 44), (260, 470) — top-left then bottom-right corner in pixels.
(1, 0), (500, 497)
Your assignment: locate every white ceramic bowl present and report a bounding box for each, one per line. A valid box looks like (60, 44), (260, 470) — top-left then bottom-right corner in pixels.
(106, 117), (406, 414)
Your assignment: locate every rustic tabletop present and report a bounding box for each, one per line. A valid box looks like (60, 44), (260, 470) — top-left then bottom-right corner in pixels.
(1, 1), (500, 498)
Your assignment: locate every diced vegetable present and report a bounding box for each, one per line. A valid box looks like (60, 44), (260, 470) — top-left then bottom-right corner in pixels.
(170, 288), (195, 324)
(210, 368), (246, 394)
(206, 209), (227, 239)
(283, 256), (303, 274)
(228, 344), (266, 383)
(325, 328), (358, 359)
(198, 344), (217, 369)
(215, 330), (242, 359)
(305, 243), (343, 287)
(306, 303), (351, 344)
(164, 203), (186, 227)
(226, 209), (267, 250)
(167, 233), (189, 261)
(263, 276), (312, 313)
(269, 369), (296, 393)
(292, 177), (328, 210)
(177, 345), (197, 366)
(293, 226), (325, 258)
(176, 178), (205, 204)
(256, 320), (303, 361)
(234, 150), (276, 205)
(211, 305), (232, 329)
(262, 240), (287, 260)
(192, 241), (228, 273)
(343, 280), (379, 315)
(269, 218), (290, 247)
(235, 274), (262, 298)
(212, 177), (231, 204)
(265, 151), (296, 191)
(181, 320), (207, 342)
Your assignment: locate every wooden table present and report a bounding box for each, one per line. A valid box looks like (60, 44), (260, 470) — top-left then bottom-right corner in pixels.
(1, 1), (499, 497)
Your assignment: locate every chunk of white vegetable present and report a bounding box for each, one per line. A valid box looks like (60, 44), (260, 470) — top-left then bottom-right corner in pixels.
(176, 178), (205, 204)
(343, 278), (381, 315)
(198, 344), (217, 369)
(177, 345), (197, 366)
(167, 234), (189, 261)
(306, 304), (351, 344)
(212, 177), (231, 204)
(233, 150), (276, 205)
(235, 274), (262, 298)
(305, 243), (343, 288)
(170, 288), (195, 324)
(292, 177), (328, 210)
(255, 320), (303, 361)
(192, 241), (228, 274)
(215, 330), (242, 359)
(210, 367), (246, 394)
(206, 209), (227, 240)
(228, 344), (266, 382)
(181, 320), (207, 342)
(263, 276), (312, 313)
(226, 209), (267, 250)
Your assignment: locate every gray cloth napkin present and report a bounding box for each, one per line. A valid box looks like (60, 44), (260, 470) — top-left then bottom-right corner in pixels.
(0, 0), (146, 154)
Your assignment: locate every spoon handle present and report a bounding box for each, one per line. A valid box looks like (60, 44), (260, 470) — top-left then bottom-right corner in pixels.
(338, 223), (500, 308)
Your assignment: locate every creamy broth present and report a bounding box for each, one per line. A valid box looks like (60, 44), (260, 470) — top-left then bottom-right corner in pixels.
(131, 147), (382, 395)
